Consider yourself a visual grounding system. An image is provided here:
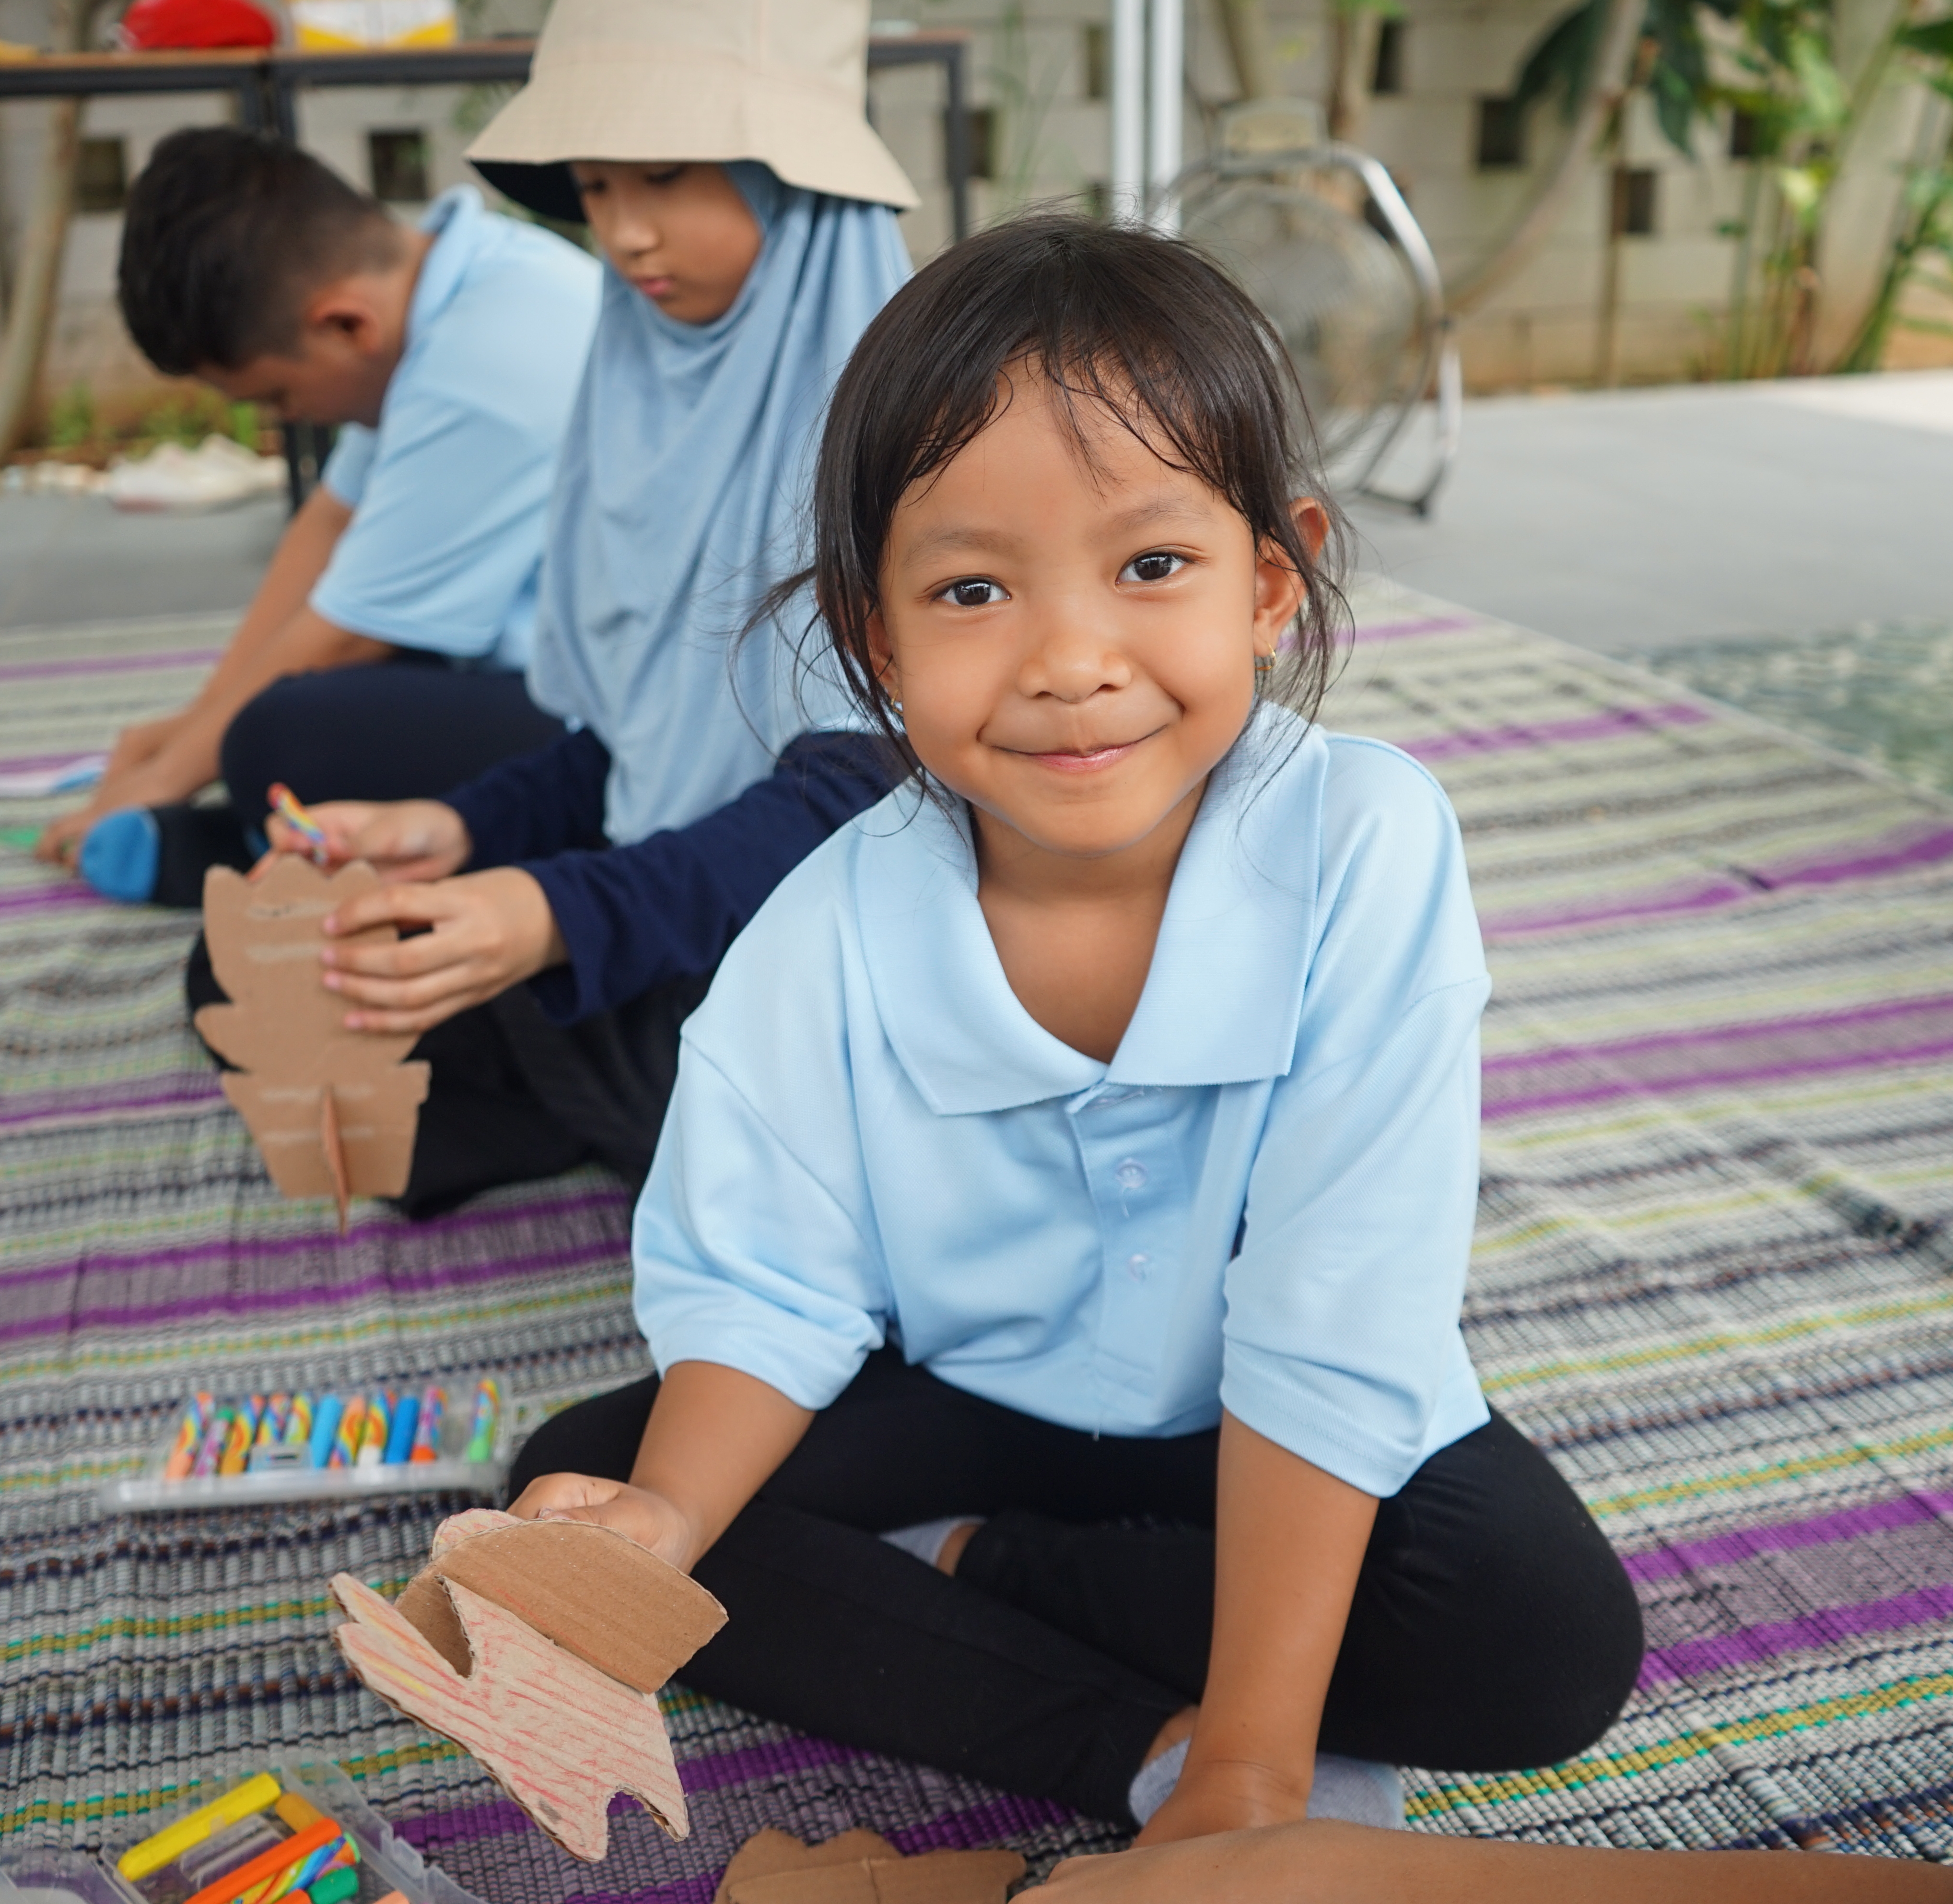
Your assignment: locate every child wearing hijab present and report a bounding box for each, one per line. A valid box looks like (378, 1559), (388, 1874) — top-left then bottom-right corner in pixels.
(225, 0), (916, 1214)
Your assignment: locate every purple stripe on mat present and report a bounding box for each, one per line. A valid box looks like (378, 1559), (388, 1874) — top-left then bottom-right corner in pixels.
(1624, 1491), (1953, 1584)
(1479, 875), (1755, 939)
(0, 647), (221, 682)
(887, 1793), (1074, 1854)
(0, 1078), (225, 1128)
(1482, 993), (1953, 1118)
(1346, 613), (1478, 644)
(0, 1234), (629, 1338)
(0, 884), (107, 917)
(1402, 702), (1708, 764)
(0, 748), (100, 773)
(1753, 824), (1953, 890)
(1638, 1580), (1953, 1687)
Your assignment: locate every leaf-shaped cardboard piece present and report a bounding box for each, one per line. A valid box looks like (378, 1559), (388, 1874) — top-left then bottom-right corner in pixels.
(715, 1833), (1025, 1904)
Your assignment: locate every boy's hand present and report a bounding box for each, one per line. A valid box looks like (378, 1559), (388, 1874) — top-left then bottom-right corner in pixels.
(262, 798), (471, 884)
(317, 866), (567, 1034)
(508, 1473), (701, 1572)
(35, 708), (208, 867)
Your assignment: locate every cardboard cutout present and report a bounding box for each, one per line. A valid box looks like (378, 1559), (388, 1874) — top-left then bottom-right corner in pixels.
(196, 859), (430, 1229)
(330, 1510), (726, 1861)
(715, 1832), (1025, 1904)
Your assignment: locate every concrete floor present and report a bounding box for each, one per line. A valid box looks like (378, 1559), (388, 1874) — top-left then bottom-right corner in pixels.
(2, 370), (1950, 659)
(0, 492), (284, 632)
(1350, 370), (1953, 656)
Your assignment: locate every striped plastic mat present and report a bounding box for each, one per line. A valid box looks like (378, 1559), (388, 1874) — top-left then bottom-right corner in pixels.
(2, 587), (1950, 1888)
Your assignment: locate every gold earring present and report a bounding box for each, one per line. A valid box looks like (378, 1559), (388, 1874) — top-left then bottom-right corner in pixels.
(1253, 652), (1275, 690)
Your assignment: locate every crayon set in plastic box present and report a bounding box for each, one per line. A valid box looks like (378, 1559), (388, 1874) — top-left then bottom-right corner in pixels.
(0, 1759), (480, 1904)
(99, 1376), (537, 1512)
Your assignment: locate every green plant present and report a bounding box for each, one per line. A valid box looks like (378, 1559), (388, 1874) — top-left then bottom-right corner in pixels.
(227, 401), (262, 451)
(47, 379), (95, 449)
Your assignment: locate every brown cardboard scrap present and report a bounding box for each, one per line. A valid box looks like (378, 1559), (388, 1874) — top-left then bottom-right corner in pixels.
(332, 1569), (689, 1861)
(713, 1831), (900, 1904)
(716, 1833), (1025, 1904)
(196, 859), (428, 1206)
(393, 1510), (726, 1696)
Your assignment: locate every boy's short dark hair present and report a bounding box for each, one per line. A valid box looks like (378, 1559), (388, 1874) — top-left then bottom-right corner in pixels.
(118, 127), (403, 374)
(796, 213), (1349, 772)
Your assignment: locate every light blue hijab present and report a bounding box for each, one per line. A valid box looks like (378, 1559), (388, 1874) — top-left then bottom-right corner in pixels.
(526, 163), (911, 846)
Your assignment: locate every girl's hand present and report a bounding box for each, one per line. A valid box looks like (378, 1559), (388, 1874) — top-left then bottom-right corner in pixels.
(508, 1472), (700, 1571)
(316, 867), (567, 1035)
(35, 710), (207, 867)
(262, 798), (471, 884)
(1134, 1757), (1313, 1846)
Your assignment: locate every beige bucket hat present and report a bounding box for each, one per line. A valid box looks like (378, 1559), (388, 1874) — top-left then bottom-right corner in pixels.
(468, 0), (919, 222)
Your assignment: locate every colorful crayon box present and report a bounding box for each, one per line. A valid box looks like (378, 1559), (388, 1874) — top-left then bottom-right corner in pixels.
(99, 1378), (538, 1514)
(0, 1758), (479, 1904)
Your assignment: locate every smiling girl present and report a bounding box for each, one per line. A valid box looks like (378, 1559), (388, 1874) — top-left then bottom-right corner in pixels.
(501, 214), (1653, 1851)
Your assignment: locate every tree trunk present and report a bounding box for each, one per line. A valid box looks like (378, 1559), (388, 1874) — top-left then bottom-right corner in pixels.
(1214, 0), (1278, 99)
(1328, 7), (1382, 146)
(1444, 0), (1643, 315)
(0, 97), (82, 460)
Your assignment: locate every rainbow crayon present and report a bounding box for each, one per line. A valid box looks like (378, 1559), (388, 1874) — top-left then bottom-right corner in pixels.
(307, 1394), (343, 1470)
(283, 1394), (314, 1449)
(268, 782), (330, 866)
(463, 1376), (500, 1462)
(382, 1393), (419, 1465)
(409, 1385), (444, 1463)
(329, 1395), (365, 1469)
(354, 1392), (390, 1469)
(191, 1406), (236, 1479)
(217, 1399), (261, 1477)
(164, 1392), (215, 1481)
(254, 1396), (290, 1449)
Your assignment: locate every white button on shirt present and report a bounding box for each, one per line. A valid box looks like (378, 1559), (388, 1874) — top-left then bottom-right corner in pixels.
(633, 709), (1495, 1497)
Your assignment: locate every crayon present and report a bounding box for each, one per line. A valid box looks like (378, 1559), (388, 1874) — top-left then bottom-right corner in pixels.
(262, 1832), (344, 1904)
(330, 1395), (366, 1469)
(409, 1386), (444, 1463)
(164, 1392), (215, 1481)
(283, 1395), (314, 1449)
(268, 783), (330, 866)
(274, 1794), (324, 1833)
(307, 1867), (358, 1904)
(116, 1770), (282, 1880)
(307, 1394), (344, 1470)
(191, 1406), (235, 1479)
(218, 1398), (263, 1477)
(382, 1393), (418, 1466)
(463, 1376), (500, 1462)
(354, 1392), (391, 1469)
(185, 1816), (338, 1904)
(255, 1396), (290, 1449)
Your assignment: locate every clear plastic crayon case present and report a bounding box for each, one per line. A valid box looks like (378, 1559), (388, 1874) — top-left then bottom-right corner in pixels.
(0, 1758), (480, 1904)
(98, 1375), (543, 1513)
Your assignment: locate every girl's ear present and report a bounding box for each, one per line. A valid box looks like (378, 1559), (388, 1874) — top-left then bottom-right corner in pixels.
(864, 607), (901, 708)
(1251, 497), (1327, 655)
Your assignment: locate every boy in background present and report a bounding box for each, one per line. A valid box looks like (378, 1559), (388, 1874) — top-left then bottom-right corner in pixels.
(39, 126), (601, 905)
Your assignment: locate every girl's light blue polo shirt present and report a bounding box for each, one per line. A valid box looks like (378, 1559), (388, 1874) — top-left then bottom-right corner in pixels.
(632, 712), (1495, 1498)
(310, 188), (600, 671)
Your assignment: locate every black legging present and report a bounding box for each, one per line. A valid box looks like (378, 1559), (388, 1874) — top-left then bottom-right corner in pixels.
(220, 654), (565, 834)
(143, 656), (567, 908)
(508, 1351), (1645, 1826)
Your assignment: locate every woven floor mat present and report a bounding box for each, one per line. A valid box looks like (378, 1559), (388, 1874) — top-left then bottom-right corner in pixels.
(2, 587), (1950, 1887)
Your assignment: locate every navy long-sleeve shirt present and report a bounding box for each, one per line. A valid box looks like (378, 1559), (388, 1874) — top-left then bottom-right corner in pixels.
(447, 727), (900, 1024)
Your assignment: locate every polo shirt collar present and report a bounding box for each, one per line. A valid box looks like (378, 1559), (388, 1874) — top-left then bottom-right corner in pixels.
(405, 186), (484, 343)
(856, 711), (1324, 1116)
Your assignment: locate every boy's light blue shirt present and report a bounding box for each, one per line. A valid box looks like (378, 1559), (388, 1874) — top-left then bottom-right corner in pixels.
(311, 187), (600, 672)
(632, 713), (1495, 1498)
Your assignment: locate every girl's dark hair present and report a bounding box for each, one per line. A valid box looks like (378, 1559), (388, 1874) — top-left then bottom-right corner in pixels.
(782, 211), (1348, 778)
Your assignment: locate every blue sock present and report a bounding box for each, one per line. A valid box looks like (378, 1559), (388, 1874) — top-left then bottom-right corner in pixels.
(77, 808), (160, 904)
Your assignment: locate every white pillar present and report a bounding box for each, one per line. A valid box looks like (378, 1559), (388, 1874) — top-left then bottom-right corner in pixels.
(1109, 0), (1146, 224)
(1146, 0), (1184, 231)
